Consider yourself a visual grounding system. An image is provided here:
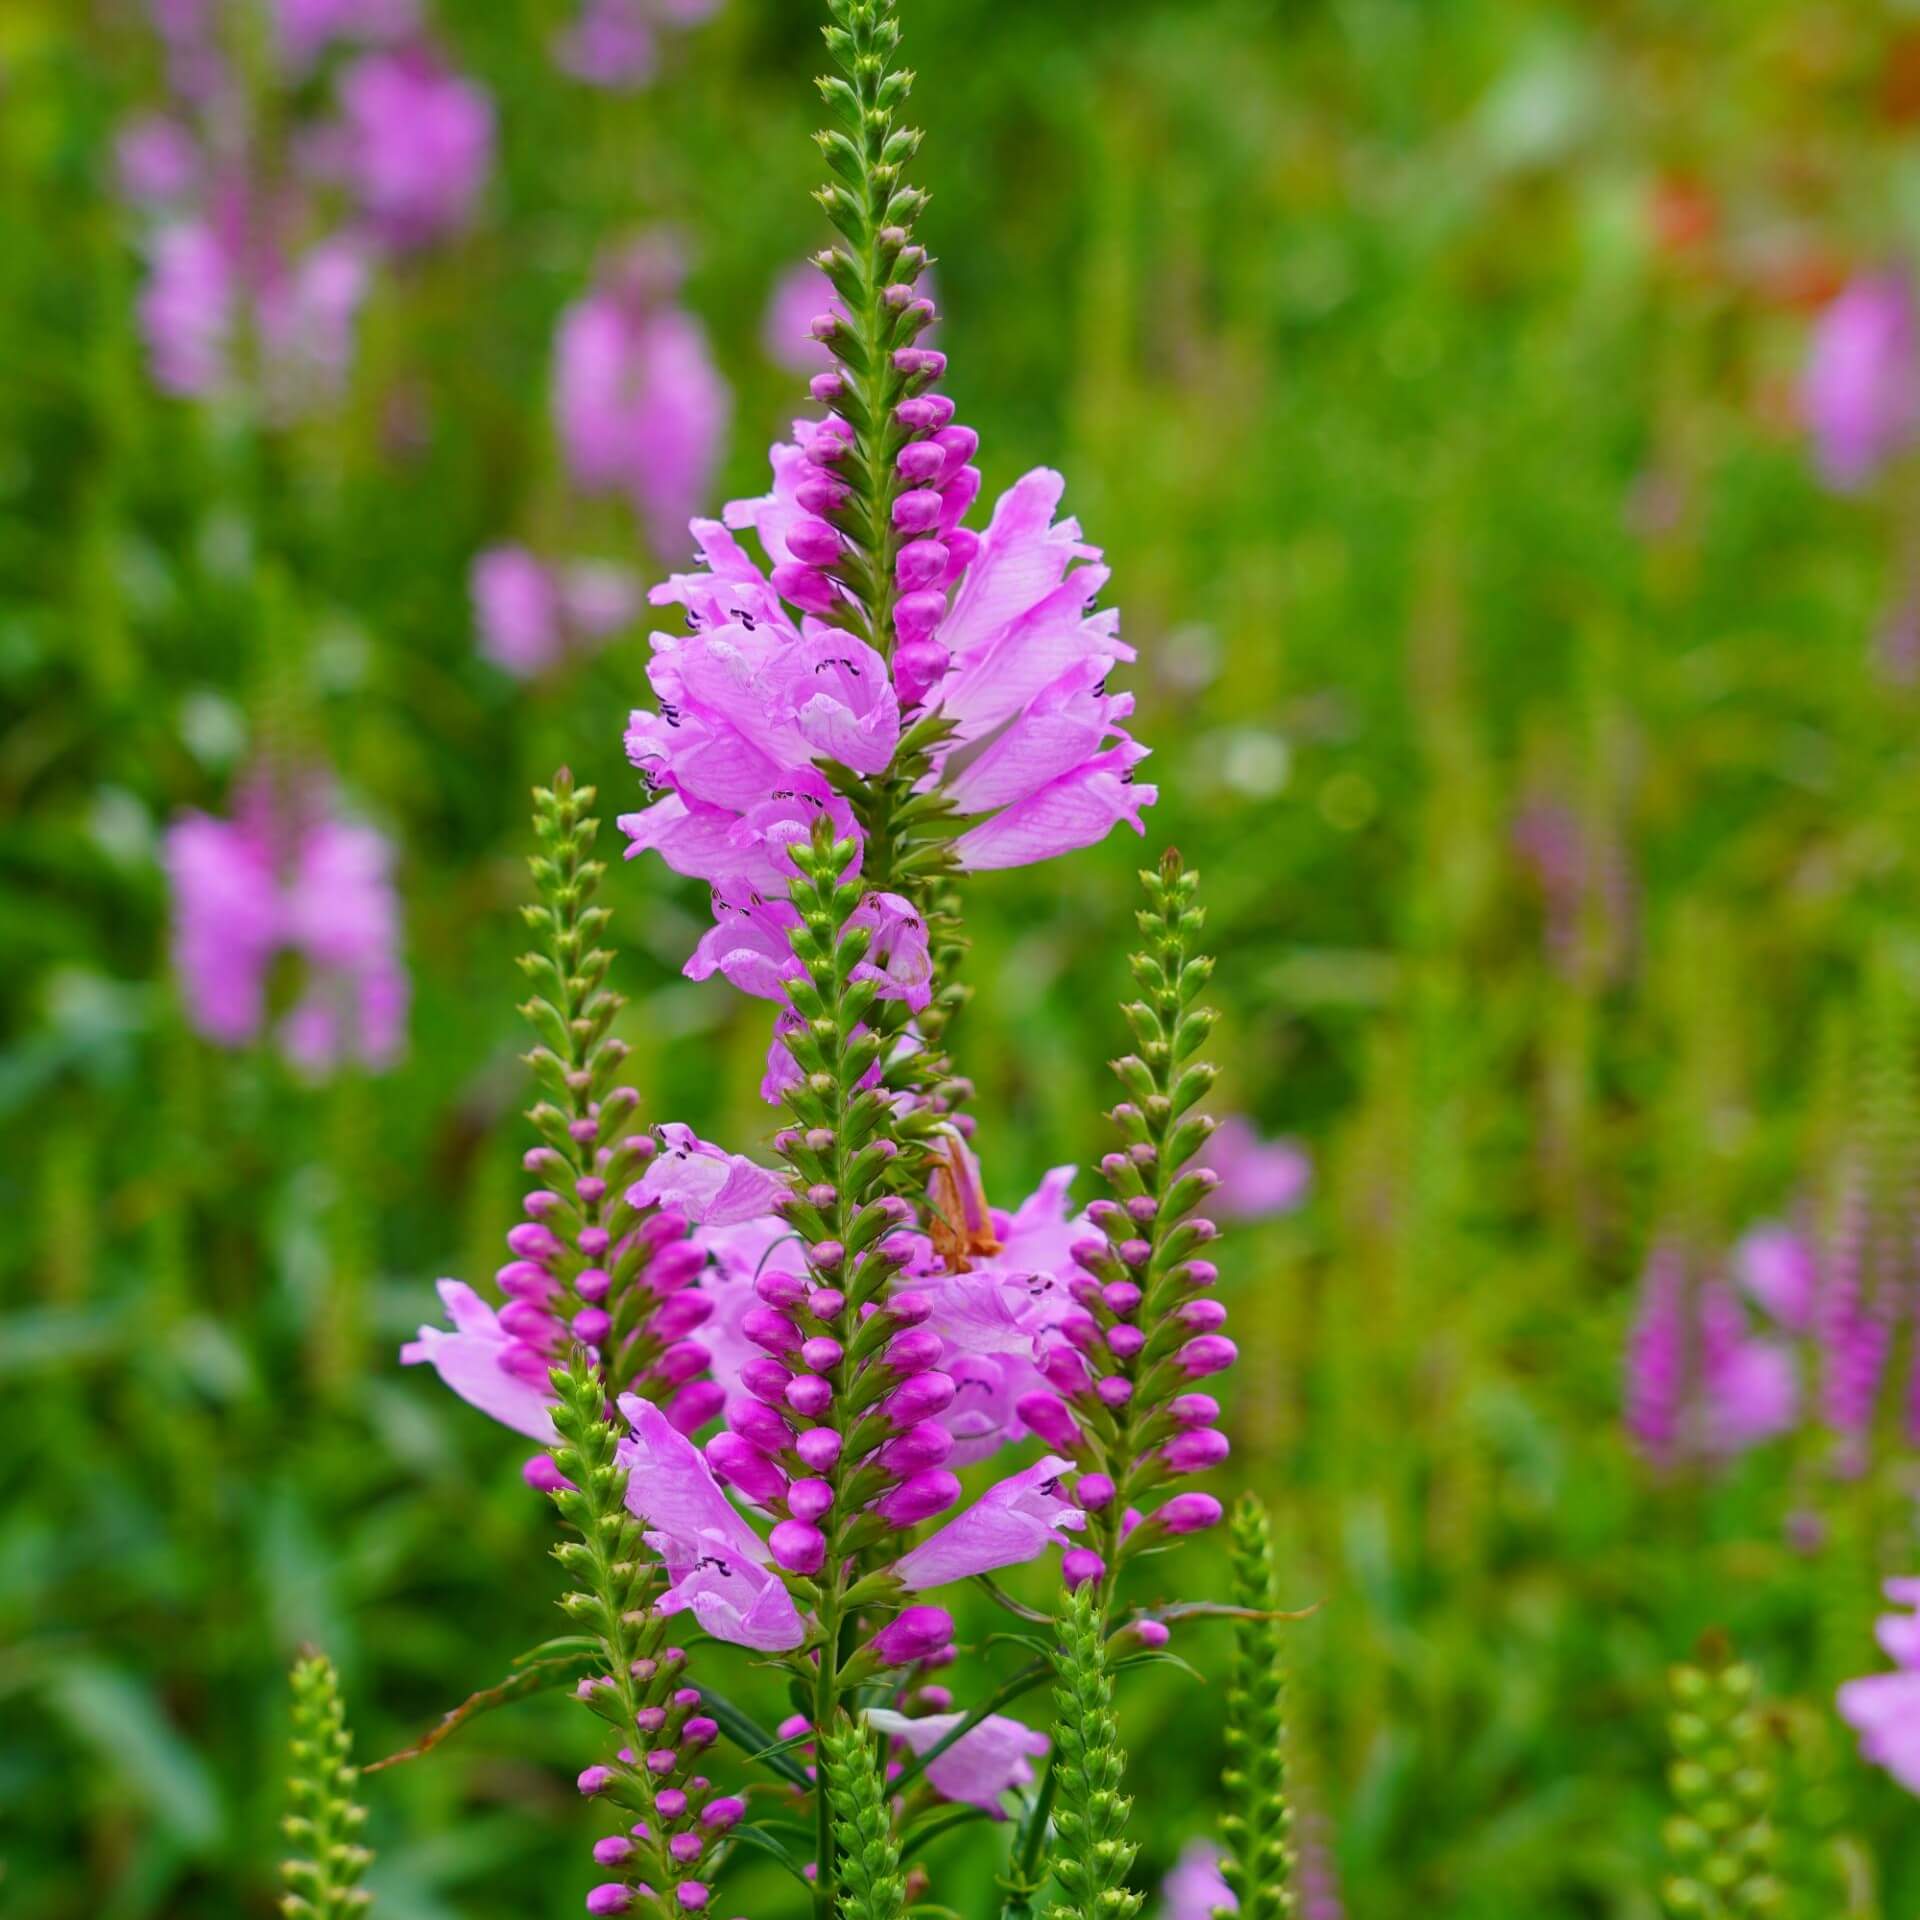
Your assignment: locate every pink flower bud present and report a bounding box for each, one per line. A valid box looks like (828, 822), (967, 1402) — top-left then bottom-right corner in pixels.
(884, 1290), (933, 1327)
(1178, 1299), (1229, 1333)
(655, 1787), (688, 1818)
(652, 1339), (711, 1386)
(894, 590), (948, 643)
(646, 1747), (678, 1774)
(572, 1307), (612, 1345)
(1179, 1335), (1238, 1378)
(578, 1766), (613, 1795)
(898, 440), (946, 480)
(896, 538), (950, 591)
(878, 1420), (954, 1475)
(636, 1707), (665, 1733)
(743, 1308), (802, 1355)
(894, 346), (946, 379)
(675, 1886), (708, 1911)
(895, 395), (955, 431)
(873, 1605), (955, 1665)
(1119, 1238), (1153, 1267)
(796, 475), (852, 516)
(1160, 1492), (1224, 1535)
(592, 1836), (633, 1866)
(1096, 1377), (1133, 1408)
(933, 423), (979, 468)
(755, 1267), (808, 1309)
(799, 1336), (844, 1372)
(1039, 1347), (1091, 1398)
(666, 1380), (725, 1436)
(669, 1833), (703, 1863)
(740, 1357), (795, 1404)
(579, 1227), (610, 1258)
(777, 1713), (811, 1740)
(586, 1886), (633, 1915)
(1077, 1473), (1116, 1510)
(893, 638), (949, 705)
(808, 371), (845, 405)
(885, 1327), (944, 1373)
(1164, 1429), (1231, 1473)
(701, 1795), (746, 1829)
(682, 1717), (717, 1746)
(1169, 1392), (1220, 1428)
(524, 1454), (572, 1493)
(727, 1399), (793, 1452)
(789, 1476), (835, 1521)
(770, 562), (841, 615)
(1135, 1620), (1170, 1649)
(1106, 1324), (1146, 1360)
(787, 518), (843, 567)
(786, 1373), (834, 1417)
(575, 1267), (611, 1303)
(499, 1301), (562, 1346)
(1176, 1259), (1219, 1290)
(1062, 1548), (1105, 1589)
(1015, 1391), (1082, 1450)
(769, 1519), (827, 1574)
(809, 1286), (846, 1319)
(654, 1291), (714, 1340)
(706, 1433), (788, 1505)
(644, 1240), (706, 1294)
(1059, 1309), (1100, 1352)
(942, 527), (980, 577)
(884, 1370), (955, 1425)
(1102, 1282), (1142, 1316)
(795, 1427), (843, 1471)
(876, 1468), (962, 1526)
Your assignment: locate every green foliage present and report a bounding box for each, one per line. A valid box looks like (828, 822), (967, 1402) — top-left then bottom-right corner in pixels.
(1218, 1498), (1292, 1920)
(280, 1653), (372, 1920)
(1048, 1587), (1143, 1920)
(1660, 1643), (1784, 1920)
(821, 1721), (908, 1920)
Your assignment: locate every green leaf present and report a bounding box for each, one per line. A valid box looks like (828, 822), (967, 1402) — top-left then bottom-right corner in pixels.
(41, 1659), (224, 1850)
(724, 1822), (813, 1885)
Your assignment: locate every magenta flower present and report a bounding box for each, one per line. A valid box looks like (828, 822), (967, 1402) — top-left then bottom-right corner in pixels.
(165, 776), (407, 1073)
(893, 1454), (1082, 1589)
(1200, 1117), (1311, 1222)
(864, 1708), (1048, 1816)
(1160, 1839), (1235, 1920)
(139, 218), (235, 397)
(616, 1398), (808, 1652)
(402, 1281), (559, 1441)
(471, 546), (642, 679)
(1803, 271), (1920, 492)
(554, 241), (731, 556)
(763, 263), (837, 374)
(115, 115), (200, 207)
(1837, 1578), (1920, 1794)
(336, 47), (494, 251)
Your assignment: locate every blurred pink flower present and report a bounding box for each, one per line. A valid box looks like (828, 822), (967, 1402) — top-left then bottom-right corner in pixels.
(273, 0), (418, 66)
(762, 262), (837, 373)
(1803, 271), (1920, 492)
(115, 115), (201, 207)
(470, 546), (642, 678)
(164, 773), (407, 1073)
(336, 47), (494, 250)
(555, 0), (719, 89)
(865, 1708), (1049, 1816)
(1735, 1224), (1818, 1334)
(1160, 1839), (1235, 1920)
(1201, 1117), (1310, 1221)
(555, 240), (731, 554)
(1838, 1578), (1920, 1794)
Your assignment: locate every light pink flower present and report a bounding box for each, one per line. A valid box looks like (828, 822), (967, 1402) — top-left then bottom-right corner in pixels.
(616, 1397), (807, 1652)
(1803, 272), (1920, 492)
(115, 115), (201, 207)
(1736, 1224), (1818, 1335)
(762, 263), (837, 373)
(894, 1455), (1082, 1589)
(273, 0), (418, 66)
(402, 1281), (559, 1441)
(165, 778), (407, 1073)
(555, 242), (730, 555)
(1838, 1578), (1920, 1794)
(336, 48), (494, 250)
(1200, 1117), (1311, 1222)
(865, 1708), (1048, 1816)
(554, 0), (717, 87)
(631, 1125), (787, 1229)
(1160, 1839), (1236, 1920)
(471, 547), (642, 678)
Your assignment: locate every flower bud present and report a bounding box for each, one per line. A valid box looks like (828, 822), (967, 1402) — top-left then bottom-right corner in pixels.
(770, 562), (840, 615)
(654, 1291), (714, 1340)
(653, 1339), (711, 1387)
(878, 1420), (954, 1475)
(706, 1433), (788, 1506)
(1177, 1299), (1229, 1333)
(872, 1605), (955, 1666)
(524, 1454), (572, 1493)
(1160, 1492), (1224, 1535)
(575, 1267), (611, 1303)
(669, 1833), (703, 1864)
(1164, 1428), (1231, 1473)
(786, 1373), (834, 1417)
(754, 1267), (808, 1310)
(789, 1476), (835, 1521)
(883, 1290), (933, 1327)
(1179, 1334), (1238, 1378)
(769, 1519), (827, 1574)
(1096, 1377), (1133, 1409)
(1061, 1548), (1105, 1590)
(578, 1765), (613, 1795)
(1106, 1324), (1146, 1360)
(728, 1399), (793, 1452)
(895, 395), (956, 432)
(809, 1286), (846, 1319)
(1102, 1282), (1142, 1316)
(740, 1356), (795, 1405)
(795, 1427), (843, 1471)
(571, 1307), (612, 1346)
(1014, 1391), (1082, 1450)
(892, 489), (944, 533)
(682, 1717), (718, 1746)
(885, 1327), (944, 1373)
(1038, 1346), (1091, 1398)
(876, 1468), (962, 1526)
(1077, 1472), (1116, 1510)
(883, 1370), (955, 1425)
(787, 518), (844, 567)
(701, 1796), (746, 1829)
(586, 1886), (633, 1915)
(894, 591), (948, 643)
(1169, 1392), (1220, 1428)
(666, 1380), (725, 1435)
(896, 538), (949, 591)
(592, 1836), (634, 1866)
(675, 1883), (709, 1910)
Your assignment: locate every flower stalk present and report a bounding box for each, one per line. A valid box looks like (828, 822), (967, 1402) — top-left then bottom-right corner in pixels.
(280, 1652), (373, 1920)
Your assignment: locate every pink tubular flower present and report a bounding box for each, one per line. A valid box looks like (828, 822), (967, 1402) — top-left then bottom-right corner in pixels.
(471, 547), (643, 679)
(402, 1280), (560, 1440)
(555, 240), (730, 556)
(893, 1455), (1082, 1589)
(1200, 1117), (1311, 1222)
(1837, 1578), (1920, 1794)
(1803, 271), (1920, 492)
(336, 48), (494, 251)
(616, 1398), (807, 1652)
(165, 776), (407, 1073)
(864, 1708), (1048, 1816)
(1735, 1223), (1818, 1335)
(631, 1125), (788, 1228)
(1160, 1839), (1236, 1920)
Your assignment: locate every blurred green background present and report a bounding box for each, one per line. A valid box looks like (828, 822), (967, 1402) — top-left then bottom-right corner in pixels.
(8, 0), (1920, 1914)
